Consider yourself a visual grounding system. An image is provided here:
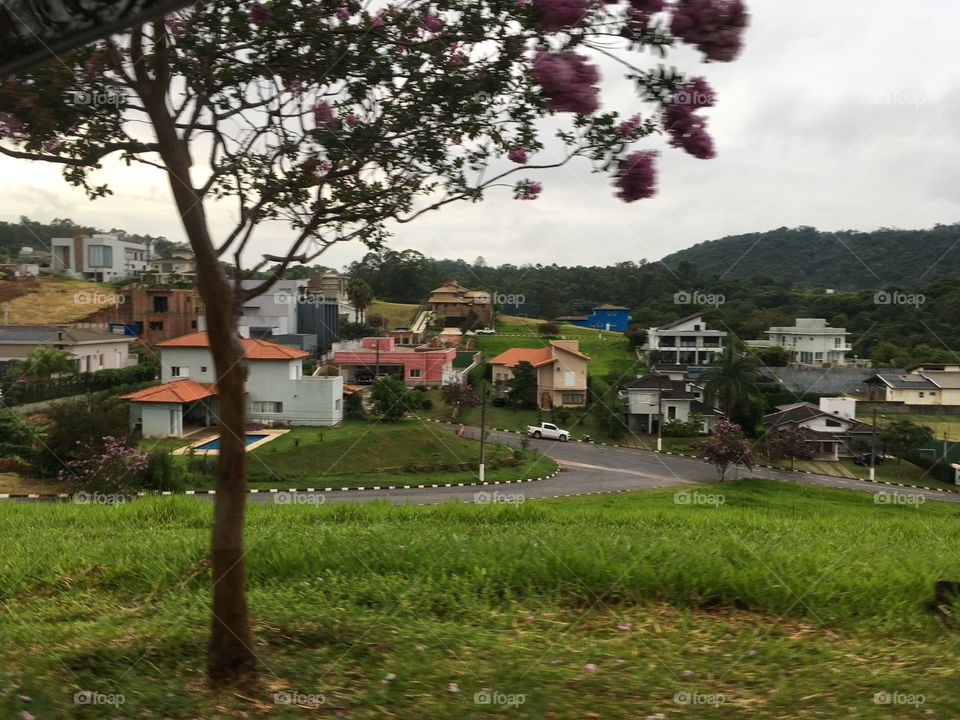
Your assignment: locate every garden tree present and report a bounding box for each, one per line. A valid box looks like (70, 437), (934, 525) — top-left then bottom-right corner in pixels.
(441, 381), (479, 420)
(10, 346), (76, 380)
(0, 410), (34, 462)
(38, 398), (131, 478)
(763, 425), (815, 469)
(756, 344), (791, 367)
(366, 312), (389, 328)
(698, 418), (754, 481)
(347, 278), (375, 325)
(370, 374), (423, 421)
(506, 360), (539, 409)
(879, 419), (934, 465)
(701, 342), (761, 419)
(538, 322), (560, 335)
(588, 375), (624, 439)
(0, 0), (748, 683)
(344, 389), (366, 419)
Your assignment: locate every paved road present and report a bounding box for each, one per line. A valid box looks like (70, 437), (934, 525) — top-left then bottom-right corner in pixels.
(243, 425), (960, 506)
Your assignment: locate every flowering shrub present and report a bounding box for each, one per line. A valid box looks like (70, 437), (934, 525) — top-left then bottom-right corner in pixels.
(58, 435), (149, 493)
(697, 419), (754, 481)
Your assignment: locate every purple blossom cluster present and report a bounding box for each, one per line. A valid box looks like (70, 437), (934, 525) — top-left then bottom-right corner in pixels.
(613, 150), (656, 202)
(670, 0), (748, 62)
(533, 0), (591, 32)
(249, 2), (273, 29)
(421, 10), (443, 32)
(530, 50), (600, 115)
(508, 145), (528, 164)
(618, 112), (643, 139)
(663, 77), (716, 159)
(0, 113), (23, 140)
(59, 436), (149, 491)
(515, 180), (543, 200)
(313, 100), (336, 127)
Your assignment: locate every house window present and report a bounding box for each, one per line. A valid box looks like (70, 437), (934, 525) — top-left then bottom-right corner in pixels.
(667, 406), (677, 420)
(825, 419), (842, 427)
(410, 368), (422, 378)
(919, 392), (925, 398)
(561, 393), (584, 405)
(149, 321), (164, 331)
(335, 399), (341, 411)
(171, 366), (189, 378)
(290, 363), (302, 380)
(87, 244), (113, 268)
(252, 401), (283, 414)
(200, 366), (208, 373)
(153, 296), (169, 313)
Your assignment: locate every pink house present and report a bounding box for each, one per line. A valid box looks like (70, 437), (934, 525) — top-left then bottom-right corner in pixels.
(334, 337), (457, 386)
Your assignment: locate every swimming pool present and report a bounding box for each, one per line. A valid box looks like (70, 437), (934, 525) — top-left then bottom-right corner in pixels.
(194, 433), (268, 451)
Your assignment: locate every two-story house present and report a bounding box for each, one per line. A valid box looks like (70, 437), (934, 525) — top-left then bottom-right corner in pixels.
(0, 324), (134, 374)
(51, 234), (149, 282)
(428, 279), (493, 328)
(489, 340), (590, 409)
(333, 337), (458, 386)
(763, 398), (876, 460)
(622, 373), (719, 434)
(646, 313), (727, 366)
(746, 318), (852, 367)
(148, 247), (196, 284)
(122, 331), (343, 437)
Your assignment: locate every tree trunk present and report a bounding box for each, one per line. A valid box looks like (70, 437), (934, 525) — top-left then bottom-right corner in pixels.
(144, 94), (257, 683)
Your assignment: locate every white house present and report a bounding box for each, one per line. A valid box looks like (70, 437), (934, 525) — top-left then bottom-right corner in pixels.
(622, 374), (719, 434)
(51, 234), (149, 282)
(746, 318), (852, 367)
(865, 365), (960, 406)
(0, 324), (134, 373)
(123, 331), (342, 437)
(763, 398), (876, 461)
(646, 313), (727, 366)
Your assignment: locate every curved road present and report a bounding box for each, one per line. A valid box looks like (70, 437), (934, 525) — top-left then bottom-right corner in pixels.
(246, 426), (960, 506)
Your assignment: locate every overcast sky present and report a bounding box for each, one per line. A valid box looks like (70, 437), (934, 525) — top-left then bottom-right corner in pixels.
(2, 0), (958, 271)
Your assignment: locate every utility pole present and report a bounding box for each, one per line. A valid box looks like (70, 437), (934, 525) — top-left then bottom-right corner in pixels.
(870, 406), (878, 481)
(656, 379), (663, 452)
(479, 382), (488, 483)
(375, 339), (380, 378)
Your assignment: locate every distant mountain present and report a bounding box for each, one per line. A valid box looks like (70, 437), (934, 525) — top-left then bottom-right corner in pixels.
(660, 224), (960, 289)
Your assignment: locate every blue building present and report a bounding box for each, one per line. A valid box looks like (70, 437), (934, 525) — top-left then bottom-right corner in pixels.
(557, 304), (630, 332)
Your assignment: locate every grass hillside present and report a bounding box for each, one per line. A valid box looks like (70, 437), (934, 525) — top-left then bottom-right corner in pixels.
(3, 479), (960, 718)
(0, 277), (119, 324)
(367, 299), (419, 329)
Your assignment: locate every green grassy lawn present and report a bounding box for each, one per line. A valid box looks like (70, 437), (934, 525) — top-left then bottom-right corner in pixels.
(4, 479), (960, 718)
(368, 299), (420, 329)
(875, 412), (960, 441)
(183, 422), (554, 489)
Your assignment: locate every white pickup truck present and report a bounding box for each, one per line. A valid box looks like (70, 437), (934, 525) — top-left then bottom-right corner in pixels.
(527, 422), (570, 442)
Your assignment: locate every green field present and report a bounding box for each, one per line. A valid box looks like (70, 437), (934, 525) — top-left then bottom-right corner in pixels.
(368, 299), (419, 329)
(3, 479), (960, 718)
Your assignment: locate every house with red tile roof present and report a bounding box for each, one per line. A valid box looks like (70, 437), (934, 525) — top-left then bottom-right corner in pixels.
(333, 336), (457, 386)
(488, 340), (590, 410)
(122, 331), (342, 437)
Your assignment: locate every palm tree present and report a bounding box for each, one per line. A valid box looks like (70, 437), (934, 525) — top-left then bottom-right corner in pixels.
(701, 341), (761, 419)
(346, 279), (374, 326)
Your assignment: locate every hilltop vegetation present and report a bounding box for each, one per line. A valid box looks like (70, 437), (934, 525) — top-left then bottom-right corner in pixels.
(661, 224), (960, 289)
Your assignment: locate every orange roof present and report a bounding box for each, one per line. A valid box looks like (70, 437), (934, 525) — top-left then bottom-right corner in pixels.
(121, 379), (217, 404)
(157, 331), (309, 360)
(488, 347), (554, 368)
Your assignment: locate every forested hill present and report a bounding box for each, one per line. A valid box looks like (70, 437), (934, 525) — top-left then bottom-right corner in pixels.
(660, 224), (960, 289)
